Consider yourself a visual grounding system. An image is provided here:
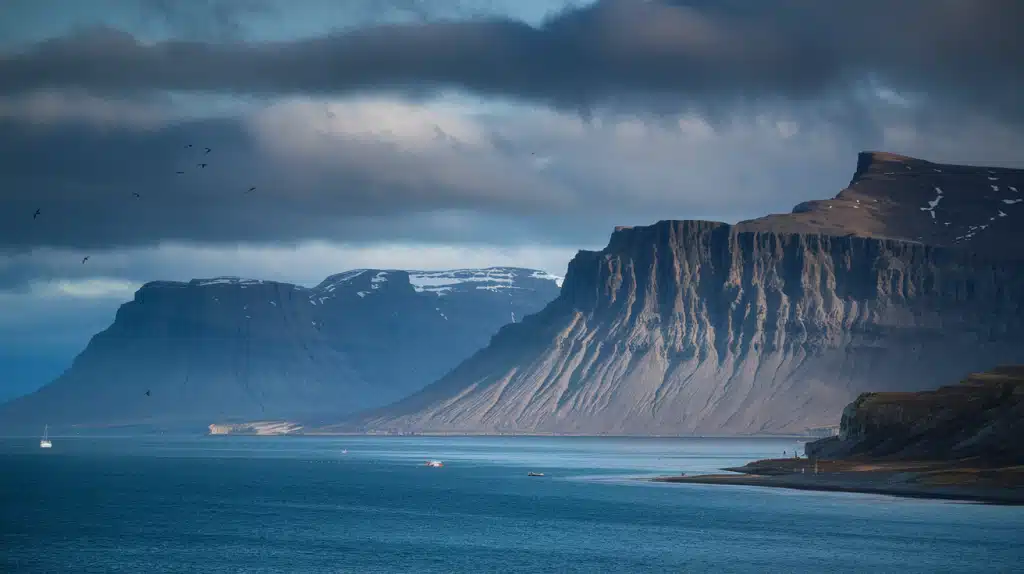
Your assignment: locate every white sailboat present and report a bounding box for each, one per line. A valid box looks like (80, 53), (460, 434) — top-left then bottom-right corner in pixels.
(40, 425), (52, 449)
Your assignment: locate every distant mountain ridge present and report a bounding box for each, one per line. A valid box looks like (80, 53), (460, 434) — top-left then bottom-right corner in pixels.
(339, 152), (1024, 436)
(0, 267), (562, 432)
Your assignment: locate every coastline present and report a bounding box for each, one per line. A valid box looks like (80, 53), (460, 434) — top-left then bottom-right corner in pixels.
(651, 459), (1024, 505)
(203, 426), (823, 439)
(293, 431), (817, 439)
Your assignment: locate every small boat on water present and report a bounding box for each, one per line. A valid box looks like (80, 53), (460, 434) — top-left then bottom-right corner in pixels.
(527, 472), (544, 477)
(40, 425), (52, 449)
(425, 460), (444, 468)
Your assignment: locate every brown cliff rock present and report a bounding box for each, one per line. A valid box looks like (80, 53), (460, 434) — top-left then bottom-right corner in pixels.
(806, 365), (1024, 463)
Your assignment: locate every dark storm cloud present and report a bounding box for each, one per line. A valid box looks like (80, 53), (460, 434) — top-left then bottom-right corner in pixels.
(2, 98), (873, 255)
(0, 109), (591, 251)
(1, 0), (1022, 124)
(4, 0), (1023, 254)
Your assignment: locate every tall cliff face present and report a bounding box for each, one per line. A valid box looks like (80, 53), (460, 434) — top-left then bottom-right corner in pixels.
(805, 366), (1024, 463)
(0, 268), (561, 431)
(347, 153), (1024, 436)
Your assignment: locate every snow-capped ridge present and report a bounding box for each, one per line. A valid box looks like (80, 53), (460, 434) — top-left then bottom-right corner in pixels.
(139, 277), (283, 292)
(405, 267), (563, 294)
(139, 267), (563, 303)
(315, 270), (368, 291)
(529, 270), (565, 287)
(192, 276), (267, 287)
(308, 267), (564, 298)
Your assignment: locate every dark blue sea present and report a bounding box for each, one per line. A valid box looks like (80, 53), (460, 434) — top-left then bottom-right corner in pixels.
(2, 436), (1022, 573)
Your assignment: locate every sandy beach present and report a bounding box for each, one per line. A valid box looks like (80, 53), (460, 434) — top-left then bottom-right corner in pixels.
(652, 459), (1024, 505)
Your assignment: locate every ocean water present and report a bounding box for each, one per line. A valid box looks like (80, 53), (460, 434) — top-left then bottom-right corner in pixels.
(2, 436), (1022, 573)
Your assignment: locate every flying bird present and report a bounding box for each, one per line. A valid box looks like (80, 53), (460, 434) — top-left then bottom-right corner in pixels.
(145, 390), (150, 397)
(197, 163), (207, 168)
(246, 187), (256, 193)
(204, 147), (211, 154)
(82, 256), (90, 264)
(33, 208), (40, 219)
(132, 192), (141, 198)
(185, 144), (193, 148)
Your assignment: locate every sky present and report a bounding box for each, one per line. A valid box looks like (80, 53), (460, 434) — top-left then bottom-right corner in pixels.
(2, 0), (1023, 400)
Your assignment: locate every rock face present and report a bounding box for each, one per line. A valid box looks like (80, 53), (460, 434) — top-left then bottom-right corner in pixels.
(805, 366), (1024, 463)
(345, 153), (1024, 436)
(739, 152), (1024, 257)
(0, 268), (561, 431)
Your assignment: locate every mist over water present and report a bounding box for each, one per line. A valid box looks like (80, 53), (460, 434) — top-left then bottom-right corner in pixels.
(3, 436), (1022, 573)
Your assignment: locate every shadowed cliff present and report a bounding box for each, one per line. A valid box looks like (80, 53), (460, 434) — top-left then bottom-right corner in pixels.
(0, 268), (561, 432)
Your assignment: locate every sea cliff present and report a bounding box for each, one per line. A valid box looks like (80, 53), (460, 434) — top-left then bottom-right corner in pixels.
(654, 366), (1024, 504)
(805, 365), (1024, 462)
(347, 152), (1024, 435)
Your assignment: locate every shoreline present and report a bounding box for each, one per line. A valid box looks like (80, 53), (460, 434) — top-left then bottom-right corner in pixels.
(286, 431), (818, 439)
(651, 459), (1024, 506)
(1, 431), (827, 440)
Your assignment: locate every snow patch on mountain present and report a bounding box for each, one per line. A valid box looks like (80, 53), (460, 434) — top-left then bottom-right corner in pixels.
(529, 270), (565, 287)
(406, 267), (563, 294)
(192, 277), (265, 287)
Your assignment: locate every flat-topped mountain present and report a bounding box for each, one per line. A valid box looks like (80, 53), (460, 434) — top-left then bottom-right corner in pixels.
(340, 153), (1024, 436)
(0, 267), (561, 432)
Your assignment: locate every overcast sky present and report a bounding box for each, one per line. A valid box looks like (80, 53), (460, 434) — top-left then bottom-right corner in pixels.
(2, 0), (1023, 400)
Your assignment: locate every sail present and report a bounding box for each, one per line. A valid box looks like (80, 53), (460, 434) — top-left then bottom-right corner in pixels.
(40, 424), (52, 448)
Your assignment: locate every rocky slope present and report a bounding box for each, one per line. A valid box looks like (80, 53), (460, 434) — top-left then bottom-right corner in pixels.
(0, 268), (561, 432)
(341, 152), (1024, 436)
(805, 365), (1024, 463)
(740, 152), (1024, 256)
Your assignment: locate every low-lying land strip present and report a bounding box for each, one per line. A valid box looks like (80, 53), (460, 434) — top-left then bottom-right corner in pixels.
(653, 458), (1024, 505)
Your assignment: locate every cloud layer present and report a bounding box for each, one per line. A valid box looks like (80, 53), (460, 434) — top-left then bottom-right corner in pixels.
(4, 0), (1024, 256)
(2, 0), (1022, 125)
(2, 91), (881, 252)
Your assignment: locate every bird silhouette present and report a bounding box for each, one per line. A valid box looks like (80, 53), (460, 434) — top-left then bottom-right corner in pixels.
(132, 192), (141, 198)
(204, 147), (211, 154)
(197, 163), (207, 168)
(185, 144), (193, 148)
(33, 208), (41, 219)
(246, 187), (256, 193)
(82, 256), (90, 264)
(145, 390), (151, 397)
